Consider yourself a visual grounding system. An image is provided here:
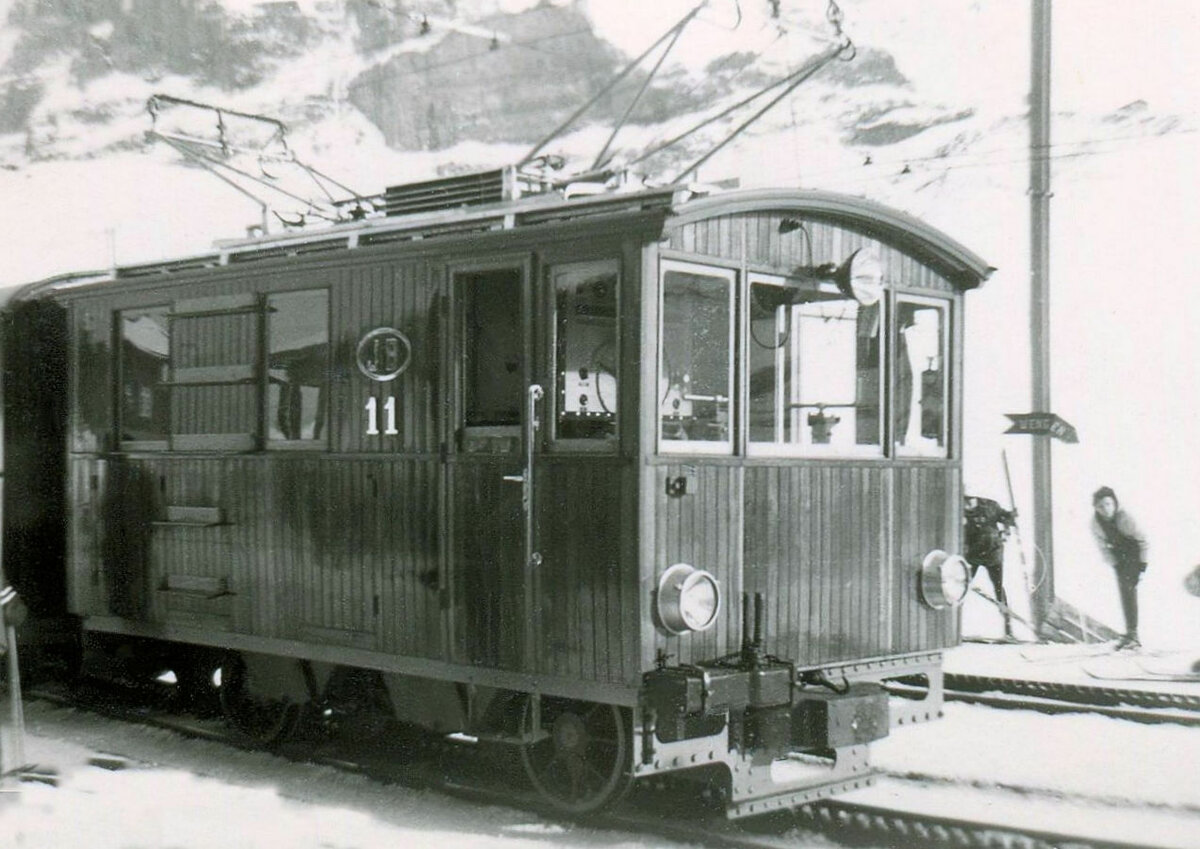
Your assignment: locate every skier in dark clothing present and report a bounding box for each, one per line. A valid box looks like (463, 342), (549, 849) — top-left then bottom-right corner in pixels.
(964, 495), (1018, 637)
(1090, 486), (1148, 650)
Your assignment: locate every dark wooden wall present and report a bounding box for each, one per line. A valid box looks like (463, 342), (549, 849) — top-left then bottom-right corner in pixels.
(64, 251), (449, 670)
(69, 454), (443, 657)
(62, 229), (645, 690)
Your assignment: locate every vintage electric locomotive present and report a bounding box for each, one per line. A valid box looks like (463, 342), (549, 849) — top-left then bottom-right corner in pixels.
(2, 171), (990, 816)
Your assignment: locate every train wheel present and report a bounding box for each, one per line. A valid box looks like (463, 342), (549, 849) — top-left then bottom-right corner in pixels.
(519, 697), (632, 814)
(218, 654), (302, 746)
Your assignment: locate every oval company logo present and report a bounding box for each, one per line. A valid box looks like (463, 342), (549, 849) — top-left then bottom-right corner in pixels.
(356, 327), (413, 382)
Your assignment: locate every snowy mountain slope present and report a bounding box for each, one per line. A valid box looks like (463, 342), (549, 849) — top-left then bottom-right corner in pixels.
(0, 0), (1198, 647)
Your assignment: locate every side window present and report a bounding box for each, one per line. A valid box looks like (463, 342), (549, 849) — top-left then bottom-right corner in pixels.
(268, 289), (329, 445)
(747, 275), (883, 456)
(118, 307), (170, 446)
(895, 297), (948, 457)
(552, 260), (618, 443)
(659, 261), (734, 454)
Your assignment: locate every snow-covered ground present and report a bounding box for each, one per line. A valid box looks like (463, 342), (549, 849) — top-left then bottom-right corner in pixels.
(1, 686), (1197, 848)
(0, 699), (682, 849)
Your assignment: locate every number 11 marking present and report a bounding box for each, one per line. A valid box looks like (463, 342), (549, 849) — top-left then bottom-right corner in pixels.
(365, 396), (399, 435)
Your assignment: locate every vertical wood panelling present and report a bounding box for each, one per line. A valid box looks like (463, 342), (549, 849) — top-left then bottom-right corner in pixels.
(67, 458), (106, 616)
(658, 205), (964, 677)
(333, 259), (437, 454)
(71, 304), (111, 453)
(891, 465), (957, 652)
(451, 459), (524, 669)
(743, 464), (893, 667)
(67, 454), (443, 657)
(170, 312), (258, 439)
(59, 201), (968, 706)
(651, 464), (742, 666)
(670, 212), (955, 298)
(535, 458), (632, 683)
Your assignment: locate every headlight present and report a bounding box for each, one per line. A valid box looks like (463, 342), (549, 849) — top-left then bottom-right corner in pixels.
(919, 550), (971, 610)
(656, 563), (721, 634)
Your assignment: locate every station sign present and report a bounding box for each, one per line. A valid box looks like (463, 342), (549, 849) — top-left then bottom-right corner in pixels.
(1004, 412), (1078, 443)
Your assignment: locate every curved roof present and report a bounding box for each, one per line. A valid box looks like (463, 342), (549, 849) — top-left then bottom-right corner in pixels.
(671, 188), (995, 290)
(0, 270), (112, 309)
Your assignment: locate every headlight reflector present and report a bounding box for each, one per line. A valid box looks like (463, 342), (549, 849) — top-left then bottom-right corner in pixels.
(656, 563), (721, 634)
(919, 549), (971, 610)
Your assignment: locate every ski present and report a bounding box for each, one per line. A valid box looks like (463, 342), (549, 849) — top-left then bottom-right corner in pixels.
(1082, 653), (1200, 683)
(1137, 655), (1200, 679)
(1083, 667), (1200, 684)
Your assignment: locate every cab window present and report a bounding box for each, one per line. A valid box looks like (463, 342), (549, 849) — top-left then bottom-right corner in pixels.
(747, 274), (883, 457)
(895, 296), (948, 457)
(658, 261), (734, 454)
(552, 260), (618, 443)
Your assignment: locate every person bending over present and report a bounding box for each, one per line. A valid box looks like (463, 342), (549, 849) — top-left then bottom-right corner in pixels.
(1090, 486), (1148, 650)
(964, 495), (1017, 638)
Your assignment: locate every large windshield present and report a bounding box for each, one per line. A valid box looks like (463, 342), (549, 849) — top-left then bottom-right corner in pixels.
(748, 276), (883, 456)
(655, 261), (952, 459)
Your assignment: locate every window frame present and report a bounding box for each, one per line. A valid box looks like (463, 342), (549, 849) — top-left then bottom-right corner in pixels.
(657, 259), (737, 456)
(114, 287), (334, 454)
(452, 257), (532, 455)
(265, 287), (331, 451)
(892, 291), (951, 459)
(116, 304), (172, 452)
(546, 257), (621, 452)
(744, 272), (887, 459)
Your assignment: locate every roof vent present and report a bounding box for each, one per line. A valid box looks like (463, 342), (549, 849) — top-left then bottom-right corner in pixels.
(384, 167), (520, 217)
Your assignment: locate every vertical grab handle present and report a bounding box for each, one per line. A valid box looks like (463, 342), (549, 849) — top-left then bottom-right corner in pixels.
(525, 385), (544, 569)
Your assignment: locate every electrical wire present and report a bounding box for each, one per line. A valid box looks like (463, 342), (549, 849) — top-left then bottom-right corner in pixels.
(799, 124), (1199, 186)
(779, 125), (1198, 197)
(518, 3), (706, 168)
(626, 24), (789, 166)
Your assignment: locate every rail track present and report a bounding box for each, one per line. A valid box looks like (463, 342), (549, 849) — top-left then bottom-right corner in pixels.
(17, 678), (1199, 849)
(936, 673), (1200, 724)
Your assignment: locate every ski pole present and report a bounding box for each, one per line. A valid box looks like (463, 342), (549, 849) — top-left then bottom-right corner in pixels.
(1002, 450), (1038, 600)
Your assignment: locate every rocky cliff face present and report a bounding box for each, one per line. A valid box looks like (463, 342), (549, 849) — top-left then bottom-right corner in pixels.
(347, 4), (622, 150)
(2, 1), (713, 156)
(1, 0), (911, 162)
(5, 0), (315, 90)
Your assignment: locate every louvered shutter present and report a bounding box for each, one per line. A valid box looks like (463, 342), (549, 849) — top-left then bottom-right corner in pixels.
(168, 294), (261, 451)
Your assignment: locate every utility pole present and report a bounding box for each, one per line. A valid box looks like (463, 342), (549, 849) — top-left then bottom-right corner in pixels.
(1029, 0), (1055, 629)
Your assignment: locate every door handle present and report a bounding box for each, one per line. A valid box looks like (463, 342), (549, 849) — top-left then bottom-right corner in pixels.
(502, 474), (525, 483)
(523, 385), (543, 567)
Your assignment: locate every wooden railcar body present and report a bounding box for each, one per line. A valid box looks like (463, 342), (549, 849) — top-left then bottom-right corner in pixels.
(4, 183), (990, 815)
